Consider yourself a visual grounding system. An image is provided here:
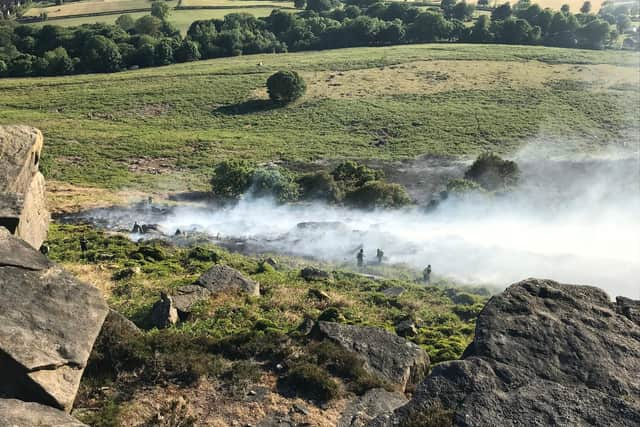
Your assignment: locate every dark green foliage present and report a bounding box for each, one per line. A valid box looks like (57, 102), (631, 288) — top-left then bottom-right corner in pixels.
(446, 178), (485, 194)
(187, 246), (219, 262)
(464, 152), (520, 191)
(267, 70), (307, 104)
(451, 292), (476, 305)
(331, 161), (384, 191)
(214, 328), (291, 360)
(115, 15), (135, 31)
(492, 2), (513, 21)
(345, 181), (411, 209)
(298, 171), (343, 202)
(318, 307), (343, 322)
(154, 38), (174, 66)
(133, 245), (167, 261)
(306, 0), (336, 12)
(174, 39), (201, 62)
(282, 363), (340, 401)
(210, 160), (255, 200)
(151, 1), (171, 20)
(250, 167), (300, 202)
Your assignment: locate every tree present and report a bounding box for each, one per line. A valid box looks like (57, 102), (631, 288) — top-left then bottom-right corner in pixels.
(43, 47), (74, 75)
(560, 4), (570, 14)
(616, 14), (631, 33)
(467, 14), (492, 42)
(441, 0), (456, 18)
(294, 0), (306, 9)
(306, 0), (334, 12)
(250, 167), (300, 202)
(266, 70), (306, 103)
(210, 160), (255, 200)
(577, 18), (610, 48)
(297, 171), (343, 202)
(135, 15), (163, 36)
(154, 38), (174, 65)
(491, 3), (513, 21)
(151, 1), (170, 20)
(83, 35), (122, 73)
(451, 2), (475, 21)
(174, 39), (200, 62)
(464, 153), (519, 191)
(580, 1), (591, 14)
(409, 11), (450, 42)
(116, 14), (135, 31)
(331, 161), (384, 190)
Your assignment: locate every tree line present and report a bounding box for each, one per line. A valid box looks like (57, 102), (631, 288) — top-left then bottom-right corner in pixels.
(0, 0), (636, 78)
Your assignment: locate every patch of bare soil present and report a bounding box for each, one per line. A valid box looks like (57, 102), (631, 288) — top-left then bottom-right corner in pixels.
(134, 103), (173, 118)
(127, 156), (176, 175)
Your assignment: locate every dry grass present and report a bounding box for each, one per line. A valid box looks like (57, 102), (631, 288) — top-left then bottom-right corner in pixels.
(287, 60), (640, 100)
(118, 375), (347, 426)
(26, 0), (179, 18)
(46, 180), (150, 214)
(62, 263), (117, 298)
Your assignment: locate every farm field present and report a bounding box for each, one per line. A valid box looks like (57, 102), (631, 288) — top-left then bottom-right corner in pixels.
(25, 0), (178, 18)
(28, 7), (290, 32)
(0, 43), (637, 191)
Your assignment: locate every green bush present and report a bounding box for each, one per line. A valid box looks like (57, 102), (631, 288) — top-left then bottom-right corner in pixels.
(187, 247), (219, 262)
(210, 160), (255, 200)
(331, 161), (384, 191)
(318, 307), (343, 322)
(345, 181), (411, 209)
(297, 171), (343, 202)
(250, 167), (300, 202)
(464, 152), (520, 191)
(133, 245), (167, 261)
(451, 292), (476, 305)
(266, 70), (306, 104)
(446, 178), (485, 194)
(283, 363), (339, 402)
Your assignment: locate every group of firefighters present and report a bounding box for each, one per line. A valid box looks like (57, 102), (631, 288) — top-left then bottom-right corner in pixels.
(356, 247), (432, 284)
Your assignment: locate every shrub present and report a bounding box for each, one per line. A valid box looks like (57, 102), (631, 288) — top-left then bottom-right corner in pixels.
(133, 245), (167, 261)
(318, 307), (343, 322)
(331, 161), (384, 191)
(464, 152), (520, 191)
(250, 167), (300, 202)
(210, 160), (255, 200)
(283, 363), (339, 401)
(451, 292), (476, 305)
(266, 70), (306, 104)
(116, 14), (135, 31)
(345, 181), (411, 209)
(446, 178), (485, 194)
(187, 246), (219, 262)
(297, 171), (343, 202)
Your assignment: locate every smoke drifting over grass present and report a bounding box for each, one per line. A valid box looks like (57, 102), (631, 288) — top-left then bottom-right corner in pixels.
(67, 147), (639, 298)
(153, 149), (639, 299)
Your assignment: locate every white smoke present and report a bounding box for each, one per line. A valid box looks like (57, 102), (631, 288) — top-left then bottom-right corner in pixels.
(153, 148), (640, 299)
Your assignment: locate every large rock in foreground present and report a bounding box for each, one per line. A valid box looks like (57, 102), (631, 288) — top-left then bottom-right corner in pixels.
(313, 321), (429, 392)
(0, 126), (49, 248)
(197, 265), (259, 297)
(0, 398), (87, 427)
(369, 278), (640, 426)
(0, 229), (109, 412)
(338, 388), (408, 427)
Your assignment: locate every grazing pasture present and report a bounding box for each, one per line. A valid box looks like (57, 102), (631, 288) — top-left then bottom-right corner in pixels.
(0, 44), (637, 191)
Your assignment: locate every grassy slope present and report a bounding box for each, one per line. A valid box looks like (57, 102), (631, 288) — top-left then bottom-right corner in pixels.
(1, 43), (638, 192)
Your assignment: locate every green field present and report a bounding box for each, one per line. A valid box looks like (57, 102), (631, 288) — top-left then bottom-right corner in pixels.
(1, 44), (638, 192)
(29, 7), (291, 32)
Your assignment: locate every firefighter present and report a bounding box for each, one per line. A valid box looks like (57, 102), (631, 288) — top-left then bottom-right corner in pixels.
(423, 265), (432, 284)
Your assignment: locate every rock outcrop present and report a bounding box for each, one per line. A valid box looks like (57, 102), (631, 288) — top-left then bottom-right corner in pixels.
(0, 228), (109, 412)
(0, 398), (87, 427)
(197, 265), (260, 297)
(369, 278), (640, 426)
(313, 321), (429, 392)
(338, 388), (408, 427)
(151, 292), (179, 329)
(0, 126), (49, 248)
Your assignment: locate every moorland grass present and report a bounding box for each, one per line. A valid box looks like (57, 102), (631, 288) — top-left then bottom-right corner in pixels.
(0, 43), (637, 191)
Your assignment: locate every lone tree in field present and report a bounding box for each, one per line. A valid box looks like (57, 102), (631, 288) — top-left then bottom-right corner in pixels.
(151, 1), (170, 20)
(266, 71), (306, 104)
(464, 152), (520, 191)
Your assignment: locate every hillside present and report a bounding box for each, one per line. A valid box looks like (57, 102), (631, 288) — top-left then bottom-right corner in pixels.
(0, 43), (638, 192)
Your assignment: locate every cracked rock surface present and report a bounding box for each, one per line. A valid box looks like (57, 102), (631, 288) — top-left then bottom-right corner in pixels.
(368, 278), (640, 427)
(0, 228), (108, 412)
